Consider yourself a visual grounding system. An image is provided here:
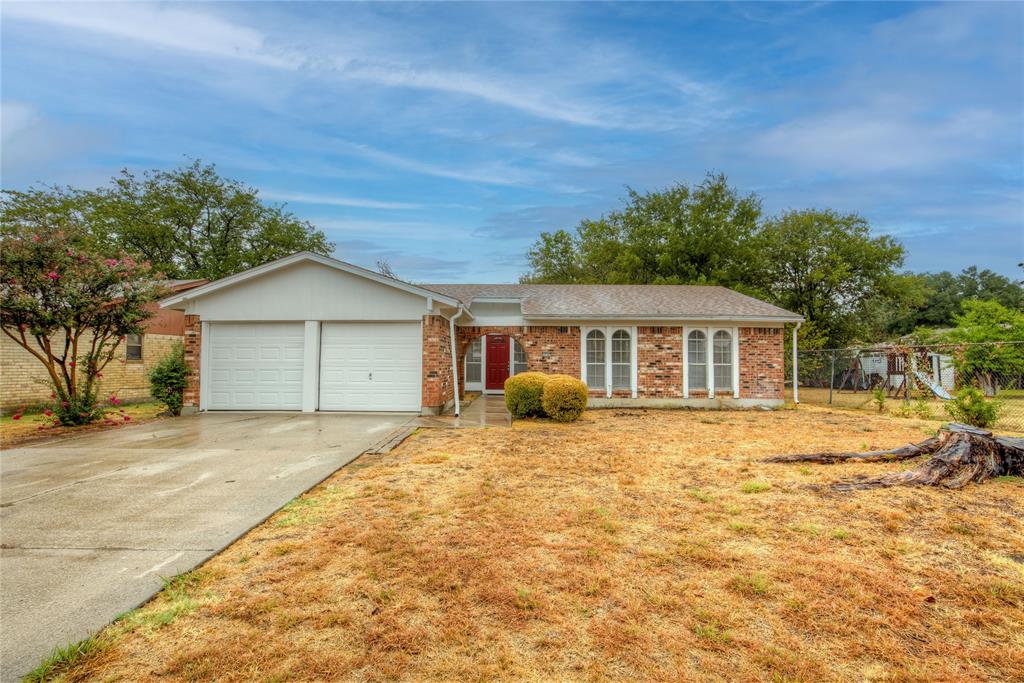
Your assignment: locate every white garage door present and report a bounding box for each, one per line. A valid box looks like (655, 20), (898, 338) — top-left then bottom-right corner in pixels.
(319, 322), (421, 412)
(208, 323), (304, 410)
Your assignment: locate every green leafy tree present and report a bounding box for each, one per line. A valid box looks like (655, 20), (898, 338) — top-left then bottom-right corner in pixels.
(149, 342), (188, 416)
(884, 267), (1024, 335)
(946, 299), (1024, 395)
(755, 209), (905, 347)
(92, 160), (333, 280)
(524, 174), (762, 287)
(0, 196), (165, 425)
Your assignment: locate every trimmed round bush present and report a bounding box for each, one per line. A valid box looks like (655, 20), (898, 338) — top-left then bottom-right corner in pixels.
(541, 377), (588, 423)
(504, 372), (549, 418)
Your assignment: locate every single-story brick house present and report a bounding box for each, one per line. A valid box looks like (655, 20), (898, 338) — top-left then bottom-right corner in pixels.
(161, 252), (804, 415)
(1, 279), (206, 411)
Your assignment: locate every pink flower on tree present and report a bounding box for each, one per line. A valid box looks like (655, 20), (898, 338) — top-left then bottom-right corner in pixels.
(31, 235), (40, 242)
(105, 259), (119, 267)
(43, 408), (52, 417)
(109, 396), (121, 406)
(122, 415), (131, 422)
(46, 271), (60, 280)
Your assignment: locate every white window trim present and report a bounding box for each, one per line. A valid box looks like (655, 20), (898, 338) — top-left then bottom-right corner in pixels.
(581, 326), (636, 398)
(684, 326), (738, 398)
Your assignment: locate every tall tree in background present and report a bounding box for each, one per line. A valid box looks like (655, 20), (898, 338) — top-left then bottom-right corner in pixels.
(884, 267), (1024, 335)
(524, 174), (762, 288)
(93, 160), (333, 280)
(754, 209), (905, 347)
(522, 175), (907, 348)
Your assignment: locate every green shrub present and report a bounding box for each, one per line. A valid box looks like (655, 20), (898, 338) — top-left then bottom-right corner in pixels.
(504, 372), (549, 418)
(913, 397), (933, 419)
(872, 386), (886, 413)
(149, 342), (188, 416)
(541, 376), (588, 423)
(944, 386), (1002, 428)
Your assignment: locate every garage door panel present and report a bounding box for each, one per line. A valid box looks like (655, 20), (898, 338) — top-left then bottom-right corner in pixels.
(208, 323), (304, 410)
(319, 322), (420, 412)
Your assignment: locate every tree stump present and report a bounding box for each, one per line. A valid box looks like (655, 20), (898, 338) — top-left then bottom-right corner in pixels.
(765, 423), (1024, 491)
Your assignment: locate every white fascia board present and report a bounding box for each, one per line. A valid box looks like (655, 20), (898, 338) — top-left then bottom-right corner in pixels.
(522, 315), (803, 324)
(160, 251), (463, 309)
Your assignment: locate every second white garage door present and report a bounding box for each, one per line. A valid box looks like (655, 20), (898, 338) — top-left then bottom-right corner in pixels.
(319, 322), (421, 412)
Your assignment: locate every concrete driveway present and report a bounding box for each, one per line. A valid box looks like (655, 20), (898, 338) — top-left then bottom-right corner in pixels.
(0, 412), (413, 681)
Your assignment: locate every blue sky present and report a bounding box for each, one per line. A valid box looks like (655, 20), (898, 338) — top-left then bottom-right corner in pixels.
(2, 1), (1021, 282)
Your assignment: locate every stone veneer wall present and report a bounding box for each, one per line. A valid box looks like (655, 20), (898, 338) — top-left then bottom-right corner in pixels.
(1, 330), (182, 412)
(738, 327), (784, 399)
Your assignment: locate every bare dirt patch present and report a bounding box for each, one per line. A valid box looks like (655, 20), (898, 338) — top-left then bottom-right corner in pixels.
(58, 407), (1024, 682)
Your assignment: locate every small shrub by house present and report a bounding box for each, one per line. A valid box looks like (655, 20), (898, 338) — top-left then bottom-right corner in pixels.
(504, 372), (549, 418)
(541, 376), (588, 423)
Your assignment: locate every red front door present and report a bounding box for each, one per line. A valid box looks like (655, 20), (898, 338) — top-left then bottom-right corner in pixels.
(485, 334), (510, 391)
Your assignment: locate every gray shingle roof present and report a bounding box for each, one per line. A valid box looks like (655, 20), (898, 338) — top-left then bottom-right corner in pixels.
(421, 283), (802, 321)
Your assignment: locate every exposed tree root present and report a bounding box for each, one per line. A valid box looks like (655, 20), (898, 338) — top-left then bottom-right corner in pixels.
(765, 423), (1024, 491)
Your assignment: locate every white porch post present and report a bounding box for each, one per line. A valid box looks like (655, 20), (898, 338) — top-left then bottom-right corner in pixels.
(301, 320), (321, 412)
(792, 322), (801, 404)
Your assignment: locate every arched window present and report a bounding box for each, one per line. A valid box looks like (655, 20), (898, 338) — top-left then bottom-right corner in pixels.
(713, 330), (732, 393)
(611, 330), (631, 390)
(465, 338), (482, 384)
(586, 329), (606, 389)
(688, 330), (707, 392)
(512, 339), (528, 375)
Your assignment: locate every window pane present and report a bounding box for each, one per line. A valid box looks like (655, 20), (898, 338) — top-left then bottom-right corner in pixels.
(713, 331), (731, 364)
(688, 331), (706, 363)
(513, 340), (528, 375)
(126, 333), (142, 361)
(466, 339), (482, 383)
(586, 330), (606, 389)
(611, 330), (630, 389)
(612, 363), (630, 389)
(714, 364), (732, 390)
(688, 364), (706, 391)
(713, 331), (732, 392)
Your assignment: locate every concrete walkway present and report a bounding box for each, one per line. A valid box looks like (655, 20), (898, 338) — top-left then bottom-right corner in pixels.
(416, 394), (511, 428)
(0, 412), (413, 682)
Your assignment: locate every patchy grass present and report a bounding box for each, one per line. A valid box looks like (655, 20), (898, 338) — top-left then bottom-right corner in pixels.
(0, 400), (167, 448)
(50, 405), (1024, 682)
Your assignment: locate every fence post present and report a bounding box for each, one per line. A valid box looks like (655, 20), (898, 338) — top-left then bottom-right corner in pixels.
(829, 350), (836, 405)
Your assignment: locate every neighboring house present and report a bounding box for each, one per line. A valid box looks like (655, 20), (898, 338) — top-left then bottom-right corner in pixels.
(0, 279), (206, 411)
(161, 252), (803, 415)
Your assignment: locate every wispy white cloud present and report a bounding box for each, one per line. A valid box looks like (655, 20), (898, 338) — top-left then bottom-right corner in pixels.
(261, 190), (420, 210)
(333, 140), (540, 187)
(2, 2), (301, 69)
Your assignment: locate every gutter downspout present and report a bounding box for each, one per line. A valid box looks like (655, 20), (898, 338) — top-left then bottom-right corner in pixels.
(792, 321), (802, 404)
(449, 307), (465, 417)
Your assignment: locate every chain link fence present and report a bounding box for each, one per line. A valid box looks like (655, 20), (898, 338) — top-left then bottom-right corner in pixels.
(790, 341), (1024, 432)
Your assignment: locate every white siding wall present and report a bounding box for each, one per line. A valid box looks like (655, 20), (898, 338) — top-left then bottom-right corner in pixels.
(185, 260), (429, 321)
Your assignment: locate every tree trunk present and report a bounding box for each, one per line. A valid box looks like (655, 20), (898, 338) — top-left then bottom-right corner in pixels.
(765, 423), (1024, 491)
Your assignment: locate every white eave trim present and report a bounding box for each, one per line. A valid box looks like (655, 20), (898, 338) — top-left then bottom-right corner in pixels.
(522, 313), (804, 323)
(160, 251), (463, 310)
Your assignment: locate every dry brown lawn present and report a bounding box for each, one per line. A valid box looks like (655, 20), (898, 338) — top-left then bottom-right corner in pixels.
(56, 406), (1023, 682)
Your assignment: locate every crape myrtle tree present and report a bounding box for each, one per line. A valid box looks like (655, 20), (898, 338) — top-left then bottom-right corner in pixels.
(1, 191), (165, 425)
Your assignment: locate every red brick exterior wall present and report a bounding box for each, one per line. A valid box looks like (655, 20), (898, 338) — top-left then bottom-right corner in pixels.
(738, 327), (784, 399)
(455, 325), (580, 397)
(637, 326), (683, 398)
(183, 315), (201, 409)
(422, 315), (454, 410)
